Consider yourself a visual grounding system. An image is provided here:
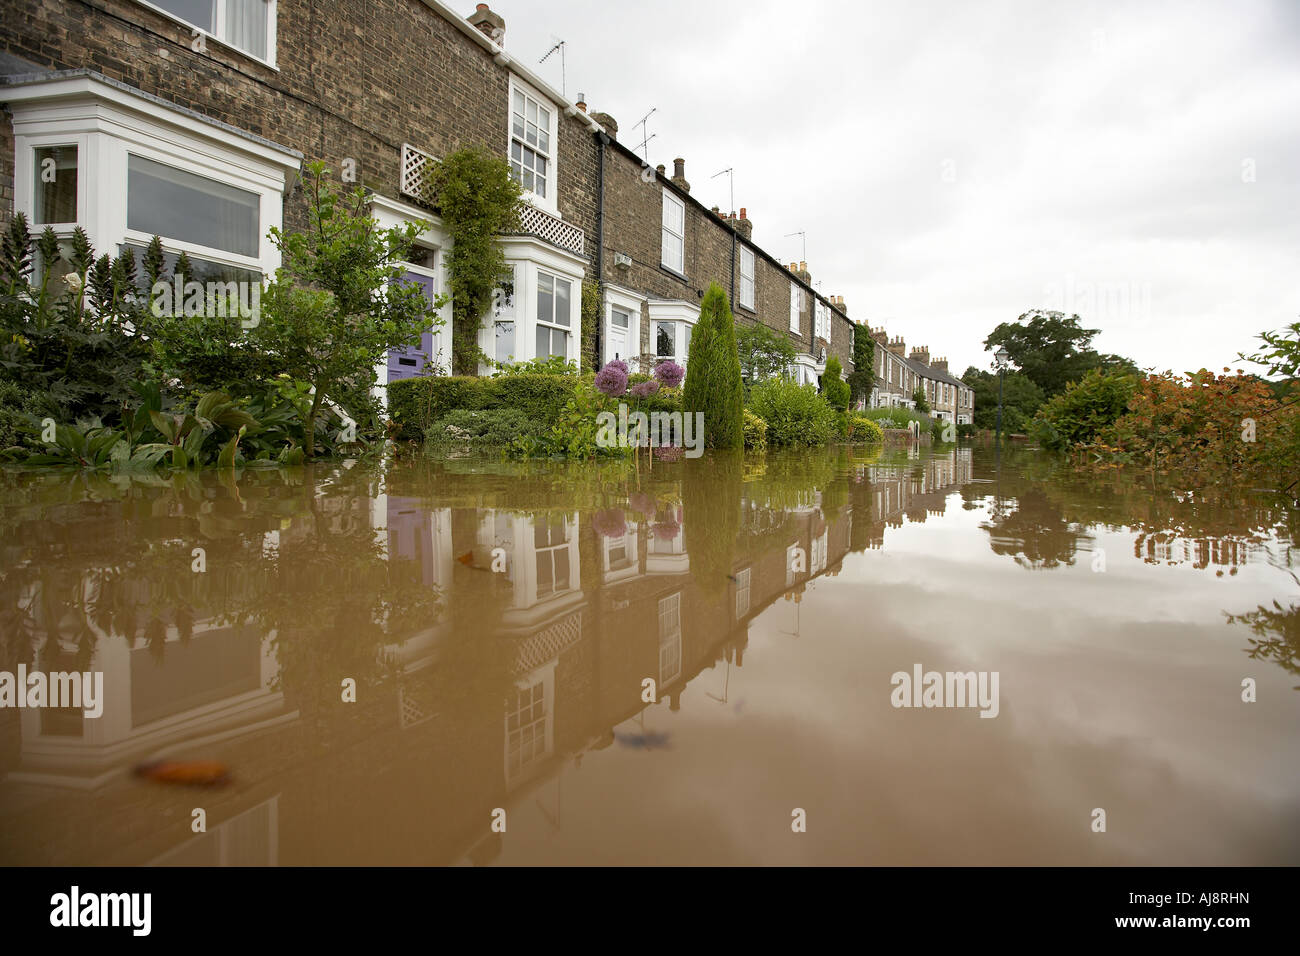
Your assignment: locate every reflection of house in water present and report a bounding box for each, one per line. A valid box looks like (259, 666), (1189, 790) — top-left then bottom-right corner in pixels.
(856, 447), (973, 548)
(0, 469), (858, 866)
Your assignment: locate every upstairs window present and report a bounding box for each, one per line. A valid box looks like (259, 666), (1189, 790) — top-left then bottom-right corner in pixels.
(739, 247), (755, 310)
(661, 191), (685, 274)
(789, 281), (801, 333)
(145, 0), (273, 62)
(510, 86), (553, 200)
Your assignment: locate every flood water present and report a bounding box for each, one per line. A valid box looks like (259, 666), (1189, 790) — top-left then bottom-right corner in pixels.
(1, 443), (1297, 866)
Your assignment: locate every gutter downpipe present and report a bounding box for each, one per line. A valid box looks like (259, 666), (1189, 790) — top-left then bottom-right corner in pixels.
(595, 131), (609, 370)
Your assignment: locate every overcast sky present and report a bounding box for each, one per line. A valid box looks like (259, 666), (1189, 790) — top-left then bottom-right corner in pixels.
(493, 0), (1300, 377)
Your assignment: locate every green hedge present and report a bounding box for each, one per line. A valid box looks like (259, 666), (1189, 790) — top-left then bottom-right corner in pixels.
(389, 373), (576, 441)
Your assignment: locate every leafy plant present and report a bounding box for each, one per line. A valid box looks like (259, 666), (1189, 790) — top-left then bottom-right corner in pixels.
(743, 409), (767, 451)
(429, 146), (522, 375)
(821, 354), (850, 410)
(682, 283), (744, 449)
(735, 320), (797, 385)
(255, 161), (441, 458)
(846, 323), (876, 406)
(1031, 368), (1137, 451)
(747, 377), (837, 447)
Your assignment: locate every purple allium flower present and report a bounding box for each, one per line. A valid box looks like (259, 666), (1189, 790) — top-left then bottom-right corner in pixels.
(594, 364), (628, 397)
(592, 507), (628, 538)
(653, 444), (684, 463)
(629, 378), (660, 398)
(653, 360), (684, 388)
(605, 359), (629, 375)
(628, 491), (657, 518)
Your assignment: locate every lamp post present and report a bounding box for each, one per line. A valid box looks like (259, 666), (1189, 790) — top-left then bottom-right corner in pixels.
(993, 346), (1010, 447)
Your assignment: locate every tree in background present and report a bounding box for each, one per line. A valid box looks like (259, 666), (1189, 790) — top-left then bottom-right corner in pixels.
(847, 323), (875, 407)
(985, 309), (1136, 398)
(735, 320), (797, 384)
(912, 386), (930, 414)
(821, 354), (850, 410)
(682, 283), (744, 449)
(961, 366), (1045, 433)
(429, 145), (522, 375)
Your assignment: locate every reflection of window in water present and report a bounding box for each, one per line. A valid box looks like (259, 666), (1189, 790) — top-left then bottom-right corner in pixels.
(152, 796), (278, 866)
(734, 567), (751, 619)
(658, 592), (682, 687)
(786, 543), (799, 586)
(506, 682), (546, 779)
(534, 515), (571, 598)
(605, 533), (631, 570)
(811, 531), (828, 575)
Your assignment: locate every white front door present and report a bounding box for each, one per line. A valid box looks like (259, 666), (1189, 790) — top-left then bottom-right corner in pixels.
(607, 306), (631, 366)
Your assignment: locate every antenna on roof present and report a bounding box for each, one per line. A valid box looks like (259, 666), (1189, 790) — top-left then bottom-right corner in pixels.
(785, 230), (806, 262)
(633, 108), (657, 161)
(539, 39), (566, 96)
(711, 167), (734, 215)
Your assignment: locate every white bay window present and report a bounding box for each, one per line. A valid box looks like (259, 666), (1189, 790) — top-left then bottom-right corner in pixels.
(6, 73), (297, 292)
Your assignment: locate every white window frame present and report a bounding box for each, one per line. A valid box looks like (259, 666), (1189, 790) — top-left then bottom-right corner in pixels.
(486, 237), (585, 373)
(661, 190), (685, 276)
(133, 0), (278, 68)
(789, 280), (801, 333)
(7, 74), (295, 290)
(647, 300), (699, 369)
(738, 246), (755, 311)
(658, 592), (683, 688)
(508, 76), (558, 214)
(534, 269), (574, 363)
(735, 567), (751, 619)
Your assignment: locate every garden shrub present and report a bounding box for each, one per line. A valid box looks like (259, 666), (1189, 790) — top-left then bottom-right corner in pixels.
(425, 408), (549, 448)
(388, 373), (572, 441)
(837, 412), (883, 444)
(821, 355), (850, 411)
(682, 283), (744, 449)
(743, 409), (768, 451)
(1030, 368), (1137, 451)
(747, 378), (837, 447)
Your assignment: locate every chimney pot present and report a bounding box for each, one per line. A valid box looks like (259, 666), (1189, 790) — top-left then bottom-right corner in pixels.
(575, 94), (587, 113)
(739, 207), (747, 219)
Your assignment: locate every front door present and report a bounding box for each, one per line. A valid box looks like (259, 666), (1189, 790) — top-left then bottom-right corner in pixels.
(607, 306), (631, 367)
(387, 271), (438, 382)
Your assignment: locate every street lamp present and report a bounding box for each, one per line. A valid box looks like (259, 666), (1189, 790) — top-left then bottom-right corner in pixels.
(993, 346), (1010, 446)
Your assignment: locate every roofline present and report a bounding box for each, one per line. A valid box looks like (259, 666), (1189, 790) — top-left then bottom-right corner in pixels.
(601, 134), (853, 337)
(419, 0), (604, 132)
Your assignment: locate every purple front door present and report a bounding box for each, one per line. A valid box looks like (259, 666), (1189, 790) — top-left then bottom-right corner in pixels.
(387, 272), (437, 382)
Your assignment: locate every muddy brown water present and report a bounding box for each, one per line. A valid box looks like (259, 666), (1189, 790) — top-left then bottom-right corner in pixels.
(1, 444), (1296, 865)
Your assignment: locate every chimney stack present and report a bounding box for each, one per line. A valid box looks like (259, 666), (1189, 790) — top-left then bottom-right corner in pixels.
(910, 345), (930, 366)
(932, 357), (948, 372)
(734, 206), (752, 240)
(590, 111), (617, 138)
(890, 336), (905, 357)
(468, 3), (505, 43)
(870, 327), (889, 347)
(671, 157), (690, 193)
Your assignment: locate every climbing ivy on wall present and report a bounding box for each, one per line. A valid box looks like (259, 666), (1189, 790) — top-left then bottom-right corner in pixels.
(429, 145), (522, 375)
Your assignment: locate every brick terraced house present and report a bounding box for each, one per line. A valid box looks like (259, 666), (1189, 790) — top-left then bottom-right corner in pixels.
(0, 0), (875, 406)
